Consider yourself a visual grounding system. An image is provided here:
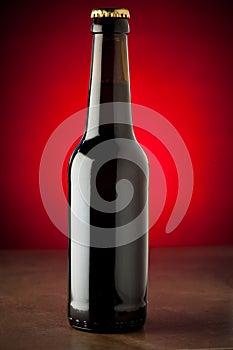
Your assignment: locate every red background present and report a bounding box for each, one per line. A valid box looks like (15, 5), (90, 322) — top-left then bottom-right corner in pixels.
(1, 0), (232, 248)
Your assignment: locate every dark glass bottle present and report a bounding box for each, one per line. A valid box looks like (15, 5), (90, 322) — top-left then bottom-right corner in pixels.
(68, 8), (149, 333)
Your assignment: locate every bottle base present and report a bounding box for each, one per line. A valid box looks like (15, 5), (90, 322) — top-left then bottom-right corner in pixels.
(68, 306), (146, 333)
(68, 316), (145, 334)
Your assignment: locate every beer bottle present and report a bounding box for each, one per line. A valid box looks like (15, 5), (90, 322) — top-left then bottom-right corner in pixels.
(68, 8), (149, 333)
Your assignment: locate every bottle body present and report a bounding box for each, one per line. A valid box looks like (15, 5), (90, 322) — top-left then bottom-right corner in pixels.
(68, 133), (148, 332)
(68, 10), (149, 333)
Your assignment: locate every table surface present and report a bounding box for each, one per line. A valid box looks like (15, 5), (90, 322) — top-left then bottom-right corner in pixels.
(0, 246), (232, 350)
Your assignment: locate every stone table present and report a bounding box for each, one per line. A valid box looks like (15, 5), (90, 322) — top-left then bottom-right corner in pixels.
(0, 246), (232, 349)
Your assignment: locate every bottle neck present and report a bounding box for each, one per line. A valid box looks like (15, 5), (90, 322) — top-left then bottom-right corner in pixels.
(86, 25), (134, 140)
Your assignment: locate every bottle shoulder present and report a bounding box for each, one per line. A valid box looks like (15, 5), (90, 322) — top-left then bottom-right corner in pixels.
(69, 134), (149, 174)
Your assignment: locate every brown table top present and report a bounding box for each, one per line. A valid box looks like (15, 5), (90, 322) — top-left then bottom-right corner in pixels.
(0, 246), (232, 350)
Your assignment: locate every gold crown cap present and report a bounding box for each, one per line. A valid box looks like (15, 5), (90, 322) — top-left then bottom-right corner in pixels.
(91, 8), (130, 19)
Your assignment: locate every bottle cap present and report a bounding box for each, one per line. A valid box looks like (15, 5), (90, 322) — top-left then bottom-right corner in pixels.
(91, 8), (130, 19)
